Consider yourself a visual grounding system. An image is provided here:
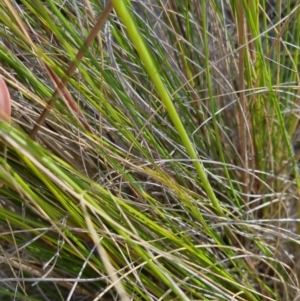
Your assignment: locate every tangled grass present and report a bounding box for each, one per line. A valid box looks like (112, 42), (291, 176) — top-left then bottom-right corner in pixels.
(0, 0), (300, 300)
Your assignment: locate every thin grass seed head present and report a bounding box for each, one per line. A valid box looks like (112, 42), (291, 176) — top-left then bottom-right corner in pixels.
(0, 77), (11, 123)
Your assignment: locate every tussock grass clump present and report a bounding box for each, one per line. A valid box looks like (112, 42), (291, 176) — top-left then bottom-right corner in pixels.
(0, 0), (300, 300)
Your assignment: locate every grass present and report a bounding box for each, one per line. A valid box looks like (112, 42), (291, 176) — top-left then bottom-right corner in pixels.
(0, 0), (300, 300)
